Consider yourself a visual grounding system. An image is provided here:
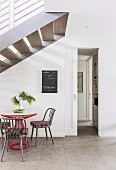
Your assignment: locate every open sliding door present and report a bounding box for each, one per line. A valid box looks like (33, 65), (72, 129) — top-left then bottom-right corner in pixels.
(65, 48), (77, 136)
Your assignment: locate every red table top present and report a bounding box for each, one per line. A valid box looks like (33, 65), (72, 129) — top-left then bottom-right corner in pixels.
(1, 112), (37, 119)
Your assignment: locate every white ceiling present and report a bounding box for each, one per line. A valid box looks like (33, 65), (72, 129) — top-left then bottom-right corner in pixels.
(78, 48), (98, 60)
(78, 55), (90, 61)
(45, 0), (116, 19)
(78, 48), (98, 56)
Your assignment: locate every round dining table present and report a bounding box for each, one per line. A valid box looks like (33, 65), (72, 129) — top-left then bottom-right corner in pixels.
(1, 112), (37, 119)
(1, 112), (37, 150)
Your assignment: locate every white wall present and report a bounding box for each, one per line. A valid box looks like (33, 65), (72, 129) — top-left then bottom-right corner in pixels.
(65, 12), (116, 136)
(44, 0), (116, 137)
(0, 41), (66, 137)
(78, 60), (87, 121)
(44, 0), (116, 20)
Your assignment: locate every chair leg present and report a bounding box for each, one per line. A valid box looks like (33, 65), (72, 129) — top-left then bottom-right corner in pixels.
(2, 134), (4, 149)
(45, 127), (48, 140)
(25, 136), (28, 152)
(35, 127), (38, 147)
(6, 138), (9, 152)
(48, 127), (54, 144)
(20, 137), (24, 162)
(1, 137), (7, 162)
(31, 126), (34, 141)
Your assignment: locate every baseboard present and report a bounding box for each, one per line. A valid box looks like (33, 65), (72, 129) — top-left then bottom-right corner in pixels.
(28, 133), (65, 138)
(99, 132), (116, 137)
(78, 119), (90, 122)
(65, 128), (77, 136)
(30, 130), (77, 137)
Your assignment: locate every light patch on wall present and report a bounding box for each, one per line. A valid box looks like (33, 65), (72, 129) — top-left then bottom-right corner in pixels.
(23, 37), (31, 47)
(78, 55), (91, 61)
(38, 29), (43, 42)
(0, 54), (6, 61)
(8, 45), (18, 54)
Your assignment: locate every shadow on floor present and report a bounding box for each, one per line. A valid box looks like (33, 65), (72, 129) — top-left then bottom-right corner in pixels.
(78, 124), (98, 136)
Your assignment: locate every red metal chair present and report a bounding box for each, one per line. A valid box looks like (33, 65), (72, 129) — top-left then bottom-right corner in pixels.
(0, 118), (28, 162)
(0, 121), (10, 148)
(30, 108), (55, 146)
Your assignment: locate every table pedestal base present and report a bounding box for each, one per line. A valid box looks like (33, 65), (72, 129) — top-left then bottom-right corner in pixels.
(9, 138), (29, 150)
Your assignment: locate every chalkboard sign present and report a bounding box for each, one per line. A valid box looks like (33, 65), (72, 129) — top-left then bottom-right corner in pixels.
(42, 70), (57, 93)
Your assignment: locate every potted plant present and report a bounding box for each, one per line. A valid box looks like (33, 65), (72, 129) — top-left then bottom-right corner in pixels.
(11, 91), (35, 113)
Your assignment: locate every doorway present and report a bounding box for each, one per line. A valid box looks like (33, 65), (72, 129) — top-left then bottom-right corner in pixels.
(77, 48), (98, 136)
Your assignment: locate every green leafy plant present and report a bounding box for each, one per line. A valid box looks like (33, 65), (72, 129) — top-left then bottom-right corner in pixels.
(11, 91), (35, 113)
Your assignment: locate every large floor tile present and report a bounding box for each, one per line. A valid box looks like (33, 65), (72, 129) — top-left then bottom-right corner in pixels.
(1, 126), (116, 170)
(9, 166), (39, 170)
(38, 163), (67, 170)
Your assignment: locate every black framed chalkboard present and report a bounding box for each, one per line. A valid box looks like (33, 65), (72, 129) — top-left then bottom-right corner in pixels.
(42, 70), (57, 93)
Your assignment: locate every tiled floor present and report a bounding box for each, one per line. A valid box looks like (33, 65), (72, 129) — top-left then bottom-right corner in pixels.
(0, 127), (116, 170)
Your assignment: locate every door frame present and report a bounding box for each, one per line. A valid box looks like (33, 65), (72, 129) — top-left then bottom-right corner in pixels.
(86, 57), (93, 121)
(65, 47), (99, 136)
(76, 48), (99, 136)
(65, 47), (77, 136)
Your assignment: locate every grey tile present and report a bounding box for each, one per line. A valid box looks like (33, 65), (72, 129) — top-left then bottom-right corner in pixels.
(0, 128), (116, 170)
(0, 162), (12, 169)
(67, 166), (82, 170)
(9, 167), (39, 170)
(66, 155), (93, 166)
(38, 162), (67, 170)
(67, 165), (96, 170)
(40, 154), (66, 165)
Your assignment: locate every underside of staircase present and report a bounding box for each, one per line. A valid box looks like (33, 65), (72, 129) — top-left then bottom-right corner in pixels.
(0, 11), (69, 73)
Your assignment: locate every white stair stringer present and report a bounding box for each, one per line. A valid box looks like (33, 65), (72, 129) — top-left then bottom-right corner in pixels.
(0, 11), (69, 73)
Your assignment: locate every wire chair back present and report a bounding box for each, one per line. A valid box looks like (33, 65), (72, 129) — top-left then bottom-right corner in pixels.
(42, 108), (55, 126)
(0, 118), (27, 139)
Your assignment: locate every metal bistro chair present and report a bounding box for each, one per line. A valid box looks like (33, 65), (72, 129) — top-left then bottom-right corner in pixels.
(0, 119), (10, 149)
(30, 108), (55, 147)
(0, 118), (28, 162)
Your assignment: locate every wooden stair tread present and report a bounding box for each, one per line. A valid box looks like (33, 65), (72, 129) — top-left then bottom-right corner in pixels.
(13, 39), (32, 54)
(54, 13), (69, 35)
(27, 30), (43, 48)
(0, 60), (10, 67)
(40, 22), (54, 41)
(0, 48), (21, 60)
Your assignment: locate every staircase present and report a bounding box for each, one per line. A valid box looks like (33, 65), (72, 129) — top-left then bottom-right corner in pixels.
(0, 11), (69, 73)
